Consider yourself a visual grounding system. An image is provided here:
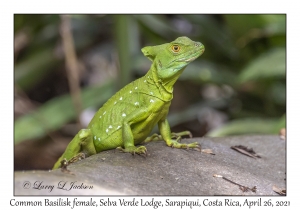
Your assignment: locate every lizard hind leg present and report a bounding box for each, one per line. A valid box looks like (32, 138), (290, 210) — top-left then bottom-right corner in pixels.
(52, 129), (96, 169)
(159, 119), (200, 150)
(78, 129), (97, 156)
(171, 130), (193, 142)
(116, 122), (148, 156)
(143, 130), (192, 143)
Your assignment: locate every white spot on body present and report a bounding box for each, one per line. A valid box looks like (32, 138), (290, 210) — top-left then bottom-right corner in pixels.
(106, 129), (109, 133)
(103, 111), (106, 115)
(94, 136), (96, 140)
(117, 126), (121, 129)
(119, 97), (123, 100)
(98, 138), (101, 141)
(135, 87), (138, 90)
(129, 91), (132, 93)
(144, 80), (146, 82)
(99, 116), (102, 118)
(150, 99), (154, 103)
(109, 125), (112, 129)
(114, 101), (117, 104)
(122, 113), (126, 117)
(134, 102), (139, 106)
(150, 92), (153, 95)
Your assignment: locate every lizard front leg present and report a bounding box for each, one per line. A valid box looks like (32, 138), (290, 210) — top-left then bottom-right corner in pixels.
(158, 118), (200, 149)
(52, 129), (97, 169)
(116, 122), (147, 155)
(116, 108), (149, 155)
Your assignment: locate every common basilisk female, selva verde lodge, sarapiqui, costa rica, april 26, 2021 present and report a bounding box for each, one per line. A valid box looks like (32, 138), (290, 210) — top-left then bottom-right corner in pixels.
(53, 36), (205, 169)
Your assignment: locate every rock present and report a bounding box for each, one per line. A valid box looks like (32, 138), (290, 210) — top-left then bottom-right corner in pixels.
(15, 135), (285, 195)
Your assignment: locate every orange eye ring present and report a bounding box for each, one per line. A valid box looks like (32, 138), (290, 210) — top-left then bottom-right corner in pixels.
(171, 45), (180, 53)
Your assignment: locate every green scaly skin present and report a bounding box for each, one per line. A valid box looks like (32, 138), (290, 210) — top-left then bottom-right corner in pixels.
(53, 37), (205, 169)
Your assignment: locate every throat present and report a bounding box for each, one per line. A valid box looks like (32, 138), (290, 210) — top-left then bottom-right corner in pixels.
(146, 71), (174, 102)
(159, 82), (174, 101)
(159, 68), (185, 97)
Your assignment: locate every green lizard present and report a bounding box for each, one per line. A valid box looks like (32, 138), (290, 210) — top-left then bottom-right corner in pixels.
(53, 36), (205, 169)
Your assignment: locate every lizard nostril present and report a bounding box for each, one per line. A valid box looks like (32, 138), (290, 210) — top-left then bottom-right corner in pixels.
(194, 42), (201, 47)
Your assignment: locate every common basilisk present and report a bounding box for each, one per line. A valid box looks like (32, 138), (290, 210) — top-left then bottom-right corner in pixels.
(53, 36), (205, 169)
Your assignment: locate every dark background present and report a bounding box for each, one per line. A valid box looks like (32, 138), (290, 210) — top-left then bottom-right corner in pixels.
(14, 14), (286, 170)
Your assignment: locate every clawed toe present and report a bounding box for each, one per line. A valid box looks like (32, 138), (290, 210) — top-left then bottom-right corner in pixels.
(116, 146), (148, 156)
(116, 146), (125, 153)
(167, 139), (201, 150)
(135, 146), (148, 156)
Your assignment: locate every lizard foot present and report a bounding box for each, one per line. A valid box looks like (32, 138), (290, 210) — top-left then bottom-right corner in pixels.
(167, 140), (201, 150)
(171, 131), (193, 142)
(116, 145), (148, 156)
(143, 131), (192, 143)
(143, 133), (162, 143)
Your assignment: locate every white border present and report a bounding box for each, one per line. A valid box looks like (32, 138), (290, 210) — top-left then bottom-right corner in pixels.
(2, 0), (299, 208)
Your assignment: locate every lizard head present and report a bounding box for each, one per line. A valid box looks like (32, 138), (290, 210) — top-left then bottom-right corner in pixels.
(141, 36), (205, 86)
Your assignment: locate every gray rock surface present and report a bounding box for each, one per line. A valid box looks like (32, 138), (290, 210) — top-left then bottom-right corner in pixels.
(15, 135), (285, 195)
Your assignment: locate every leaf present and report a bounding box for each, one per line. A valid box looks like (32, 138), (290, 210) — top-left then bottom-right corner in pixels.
(272, 185), (286, 195)
(224, 15), (267, 37)
(180, 60), (237, 86)
(268, 82), (286, 105)
(15, 48), (59, 90)
(15, 15), (109, 91)
(14, 80), (115, 144)
(201, 149), (215, 155)
(181, 15), (238, 60)
(113, 15), (135, 87)
(231, 145), (261, 159)
(134, 56), (237, 86)
(134, 15), (177, 38)
(167, 99), (228, 128)
(206, 116), (286, 137)
(238, 48), (286, 83)
(224, 14), (285, 39)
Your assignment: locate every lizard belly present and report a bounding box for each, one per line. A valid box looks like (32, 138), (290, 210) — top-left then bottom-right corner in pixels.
(131, 104), (169, 143)
(92, 100), (170, 152)
(88, 76), (171, 153)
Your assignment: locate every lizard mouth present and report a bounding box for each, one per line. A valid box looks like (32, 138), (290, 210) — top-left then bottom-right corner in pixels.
(184, 55), (198, 62)
(177, 47), (205, 63)
(177, 52), (201, 62)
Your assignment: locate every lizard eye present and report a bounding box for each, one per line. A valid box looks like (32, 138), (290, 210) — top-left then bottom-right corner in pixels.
(171, 45), (180, 53)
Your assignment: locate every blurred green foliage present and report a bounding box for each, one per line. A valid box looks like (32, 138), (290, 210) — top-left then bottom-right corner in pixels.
(14, 14), (286, 143)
